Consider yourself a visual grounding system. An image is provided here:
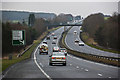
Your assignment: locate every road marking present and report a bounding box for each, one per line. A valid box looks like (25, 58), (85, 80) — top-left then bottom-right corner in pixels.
(70, 64), (72, 66)
(81, 68), (84, 70)
(108, 77), (111, 78)
(98, 73), (102, 77)
(34, 45), (52, 80)
(39, 63), (44, 67)
(75, 43), (77, 45)
(84, 69), (89, 72)
(76, 66), (79, 69)
(68, 54), (118, 69)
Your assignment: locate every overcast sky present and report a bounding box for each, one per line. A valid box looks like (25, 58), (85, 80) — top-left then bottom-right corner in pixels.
(1, 2), (119, 18)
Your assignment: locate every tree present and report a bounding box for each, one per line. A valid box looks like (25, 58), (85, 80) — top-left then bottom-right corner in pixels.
(82, 13), (104, 38)
(34, 18), (47, 36)
(82, 12), (119, 50)
(95, 26), (104, 46)
(2, 22), (12, 55)
(28, 14), (35, 27)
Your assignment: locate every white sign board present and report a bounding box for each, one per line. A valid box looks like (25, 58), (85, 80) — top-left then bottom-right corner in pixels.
(12, 30), (25, 45)
(13, 31), (23, 40)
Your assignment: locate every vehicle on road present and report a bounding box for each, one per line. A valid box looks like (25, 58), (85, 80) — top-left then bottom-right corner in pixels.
(53, 36), (57, 39)
(79, 42), (84, 46)
(53, 46), (60, 52)
(46, 36), (50, 40)
(51, 33), (55, 36)
(52, 40), (56, 44)
(38, 43), (48, 55)
(60, 48), (67, 56)
(74, 30), (77, 34)
(49, 52), (66, 66)
(75, 39), (79, 43)
(43, 41), (47, 44)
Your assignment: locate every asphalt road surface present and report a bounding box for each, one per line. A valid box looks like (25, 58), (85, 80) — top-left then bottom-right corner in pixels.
(2, 27), (119, 80)
(65, 26), (120, 58)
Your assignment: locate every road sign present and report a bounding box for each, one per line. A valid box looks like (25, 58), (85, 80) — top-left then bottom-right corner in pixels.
(12, 30), (25, 45)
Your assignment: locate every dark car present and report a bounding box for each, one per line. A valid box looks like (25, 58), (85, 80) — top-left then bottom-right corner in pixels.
(52, 40), (56, 44)
(43, 41), (47, 44)
(46, 36), (50, 40)
(53, 36), (57, 39)
(75, 39), (79, 43)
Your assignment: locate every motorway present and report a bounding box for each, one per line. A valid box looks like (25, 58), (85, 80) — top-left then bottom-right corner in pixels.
(2, 26), (119, 80)
(65, 26), (120, 58)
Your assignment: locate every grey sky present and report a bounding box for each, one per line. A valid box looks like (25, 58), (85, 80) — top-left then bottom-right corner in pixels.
(2, 2), (118, 17)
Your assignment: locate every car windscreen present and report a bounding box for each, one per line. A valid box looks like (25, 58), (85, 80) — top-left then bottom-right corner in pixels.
(60, 49), (66, 50)
(52, 54), (65, 56)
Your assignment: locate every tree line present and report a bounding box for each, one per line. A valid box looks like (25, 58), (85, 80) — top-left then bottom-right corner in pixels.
(2, 18), (47, 56)
(82, 13), (119, 51)
(2, 13), (73, 56)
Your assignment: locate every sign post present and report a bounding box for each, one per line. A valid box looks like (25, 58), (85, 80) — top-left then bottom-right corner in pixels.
(12, 30), (25, 46)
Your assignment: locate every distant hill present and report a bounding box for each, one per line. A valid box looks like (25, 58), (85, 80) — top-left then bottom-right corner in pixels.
(2, 10), (56, 23)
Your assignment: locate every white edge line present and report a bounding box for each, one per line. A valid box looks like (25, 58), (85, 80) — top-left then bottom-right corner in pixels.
(98, 73), (102, 77)
(2, 61), (16, 78)
(34, 46), (52, 80)
(65, 29), (74, 50)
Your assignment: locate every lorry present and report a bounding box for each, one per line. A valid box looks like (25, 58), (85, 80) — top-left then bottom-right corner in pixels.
(38, 43), (48, 55)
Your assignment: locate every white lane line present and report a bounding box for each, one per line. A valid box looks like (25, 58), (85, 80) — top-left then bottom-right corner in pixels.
(84, 69), (89, 72)
(76, 66), (79, 69)
(81, 68), (84, 70)
(108, 77), (111, 78)
(70, 64), (72, 66)
(34, 46), (52, 80)
(68, 54), (118, 69)
(98, 73), (102, 77)
(39, 63), (44, 67)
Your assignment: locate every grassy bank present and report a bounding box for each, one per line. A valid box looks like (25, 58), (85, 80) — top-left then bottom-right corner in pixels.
(2, 26), (62, 72)
(81, 32), (120, 54)
(59, 27), (120, 67)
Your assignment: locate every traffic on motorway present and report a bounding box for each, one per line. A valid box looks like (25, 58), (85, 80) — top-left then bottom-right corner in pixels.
(2, 26), (119, 79)
(38, 34), (67, 66)
(33, 27), (119, 79)
(65, 26), (120, 58)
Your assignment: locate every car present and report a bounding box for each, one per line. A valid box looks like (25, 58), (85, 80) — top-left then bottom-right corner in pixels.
(38, 43), (48, 55)
(75, 39), (79, 43)
(51, 33), (55, 36)
(49, 52), (66, 66)
(43, 41), (47, 44)
(46, 36), (50, 40)
(53, 36), (57, 39)
(52, 40), (56, 44)
(60, 48), (67, 56)
(79, 42), (84, 46)
(53, 46), (60, 52)
(74, 30), (77, 34)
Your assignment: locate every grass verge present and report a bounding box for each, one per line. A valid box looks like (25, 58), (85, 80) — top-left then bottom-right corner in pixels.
(2, 26), (62, 72)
